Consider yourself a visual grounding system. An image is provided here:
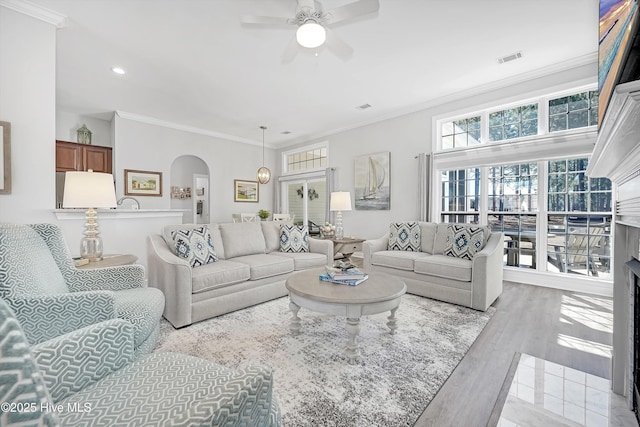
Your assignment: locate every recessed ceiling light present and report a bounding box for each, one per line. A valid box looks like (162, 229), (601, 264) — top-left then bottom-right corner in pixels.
(111, 67), (126, 75)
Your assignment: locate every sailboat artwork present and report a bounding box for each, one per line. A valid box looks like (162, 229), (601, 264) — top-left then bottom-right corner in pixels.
(354, 151), (390, 210)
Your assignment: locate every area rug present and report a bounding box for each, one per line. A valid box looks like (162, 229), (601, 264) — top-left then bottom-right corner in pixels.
(154, 294), (495, 426)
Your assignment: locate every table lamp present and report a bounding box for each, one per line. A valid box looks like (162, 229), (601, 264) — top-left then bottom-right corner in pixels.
(330, 191), (352, 239)
(63, 170), (117, 261)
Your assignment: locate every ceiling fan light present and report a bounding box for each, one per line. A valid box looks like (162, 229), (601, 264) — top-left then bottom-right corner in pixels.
(296, 21), (326, 48)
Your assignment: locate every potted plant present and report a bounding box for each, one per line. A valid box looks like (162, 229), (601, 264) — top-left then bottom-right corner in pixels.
(258, 209), (270, 221)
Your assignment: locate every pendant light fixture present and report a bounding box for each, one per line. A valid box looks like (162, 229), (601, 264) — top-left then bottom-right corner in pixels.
(257, 125), (271, 184)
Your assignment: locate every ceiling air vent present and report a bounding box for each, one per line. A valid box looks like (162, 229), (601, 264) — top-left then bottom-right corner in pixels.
(356, 103), (372, 110)
(497, 51), (523, 64)
(281, 131), (292, 134)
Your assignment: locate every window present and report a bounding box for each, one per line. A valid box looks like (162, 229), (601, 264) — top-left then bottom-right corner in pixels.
(440, 168), (480, 224)
(285, 146), (327, 173)
(488, 104), (538, 142)
(548, 91), (598, 132)
(547, 158), (612, 278)
(488, 163), (538, 269)
(441, 116), (481, 149)
(437, 89), (597, 152)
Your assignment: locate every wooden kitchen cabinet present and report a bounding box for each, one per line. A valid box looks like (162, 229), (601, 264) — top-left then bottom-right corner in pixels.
(56, 140), (112, 173)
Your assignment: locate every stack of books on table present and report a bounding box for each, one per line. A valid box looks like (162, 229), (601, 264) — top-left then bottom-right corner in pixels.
(320, 265), (368, 286)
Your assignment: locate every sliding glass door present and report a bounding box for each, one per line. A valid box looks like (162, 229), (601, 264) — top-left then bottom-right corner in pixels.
(282, 178), (326, 236)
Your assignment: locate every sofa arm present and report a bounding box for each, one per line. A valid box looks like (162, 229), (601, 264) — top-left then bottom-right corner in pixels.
(471, 232), (504, 311)
(147, 234), (193, 328)
(6, 292), (116, 345)
(32, 318), (135, 403)
(66, 264), (146, 293)
(309, 237), (333, 265)
(363, 232), (390, 270)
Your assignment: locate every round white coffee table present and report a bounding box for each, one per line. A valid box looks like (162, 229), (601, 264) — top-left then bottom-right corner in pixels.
(285, 268), (406, 364)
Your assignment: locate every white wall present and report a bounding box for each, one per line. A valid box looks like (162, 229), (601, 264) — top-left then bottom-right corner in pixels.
(56, 111), (112, 147)
(113, 116), (275, 223)
(280, 62), (597, 240)
(0, 7), (57, 223)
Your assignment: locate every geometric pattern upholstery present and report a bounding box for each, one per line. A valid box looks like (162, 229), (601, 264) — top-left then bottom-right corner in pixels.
(32, 318), (135, 403)
(388, 222), (422, 251)
(0, 298), (60, 427)
(0, 297), (282, 427)
(279, 224), (309, 253)
(171, 225), (218, 268)
(444, 225), (485, 260)
(58, 353), (277, 426)
(0, 223), (165, 356)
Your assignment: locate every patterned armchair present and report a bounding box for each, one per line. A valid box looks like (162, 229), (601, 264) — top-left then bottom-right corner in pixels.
(0, 297), (281, 426)
(0, 223), (164, 356)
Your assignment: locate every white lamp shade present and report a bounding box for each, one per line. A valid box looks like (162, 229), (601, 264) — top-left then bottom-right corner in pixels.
(296, 21), (326, 48)
(63, 171), (117, 208)
(330, 191), (352, 211)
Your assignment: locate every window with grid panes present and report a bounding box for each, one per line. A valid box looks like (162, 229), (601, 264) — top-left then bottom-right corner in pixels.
(548, 91), (598, 132)
(440, 168), (480, 224)
(488, 104), (538, 141)
(547, 158), (612, 278)
(285, 147), (327, 173)
(487, 163), (538, 269)
(441, 116), (481, 149)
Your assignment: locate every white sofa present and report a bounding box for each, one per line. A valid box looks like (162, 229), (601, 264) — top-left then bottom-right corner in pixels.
(363, 222), (504, 311)
(147, 221), (333, 328)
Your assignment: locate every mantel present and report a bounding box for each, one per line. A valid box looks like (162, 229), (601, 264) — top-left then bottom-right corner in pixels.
(587, 80), (640, 184)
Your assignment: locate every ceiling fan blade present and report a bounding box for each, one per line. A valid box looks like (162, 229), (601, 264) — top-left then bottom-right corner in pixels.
(325, 0), (379, 24)
(241, 15), (292, 26)
(281, 36), (300, 64)
(325, 27), (354, 61)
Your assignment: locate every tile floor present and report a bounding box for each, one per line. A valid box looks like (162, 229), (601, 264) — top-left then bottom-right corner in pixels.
(496, 353), (638, 427)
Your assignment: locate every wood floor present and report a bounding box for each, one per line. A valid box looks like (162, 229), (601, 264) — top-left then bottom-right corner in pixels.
(414, 281), (620, 427)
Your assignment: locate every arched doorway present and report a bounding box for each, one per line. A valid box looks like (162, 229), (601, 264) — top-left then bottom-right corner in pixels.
(170, 155), (210, 224)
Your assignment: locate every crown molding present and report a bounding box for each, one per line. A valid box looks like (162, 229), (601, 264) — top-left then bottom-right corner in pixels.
(115, 111), (270, 147)
(0, 0), (66, 27)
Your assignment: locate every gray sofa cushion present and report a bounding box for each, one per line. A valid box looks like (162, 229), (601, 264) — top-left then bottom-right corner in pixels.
(271, 252), (327, 270)
(414, 254), (473, 282)
(219, 223), (266, 259)
(232, 254), (294, 280)
(191, 260), (251, 293)
(370, 250), (429, 271)
(261, 221), (281, 253)
(419, 222), (438, 254)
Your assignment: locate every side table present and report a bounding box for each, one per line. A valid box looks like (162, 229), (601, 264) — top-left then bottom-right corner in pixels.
(321, 237), (365, 261)
(76, 254), (138, 269)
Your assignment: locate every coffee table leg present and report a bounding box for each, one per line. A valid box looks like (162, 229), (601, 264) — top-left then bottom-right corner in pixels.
(345, 317), (361, 364)
(289, 300), (301, 335)
(387, 307), (399, 334)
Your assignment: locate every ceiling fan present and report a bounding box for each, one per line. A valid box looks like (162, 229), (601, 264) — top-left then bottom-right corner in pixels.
(241, 0), (380, 63)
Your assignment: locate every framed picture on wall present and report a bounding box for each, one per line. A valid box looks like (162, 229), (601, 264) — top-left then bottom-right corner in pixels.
(234, 179), (259, 202)
(124, 169), (162, 196)
(354, 151), (390, 210)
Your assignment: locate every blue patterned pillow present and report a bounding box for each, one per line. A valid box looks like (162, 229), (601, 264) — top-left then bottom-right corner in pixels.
(279, 224), (309, 253)
(388, 222), (421, 251)
(444, 225), (485, 260)
(171, 226), (218, 268)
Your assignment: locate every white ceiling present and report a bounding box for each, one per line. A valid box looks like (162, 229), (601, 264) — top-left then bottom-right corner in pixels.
(24, 0), (598, 147)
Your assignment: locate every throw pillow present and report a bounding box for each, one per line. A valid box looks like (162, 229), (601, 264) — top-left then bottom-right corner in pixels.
(279, 224), (309, 253)
(388, 222), (421, 251)
(171, 225), (218, 268)
(444, 225), (485, 260)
